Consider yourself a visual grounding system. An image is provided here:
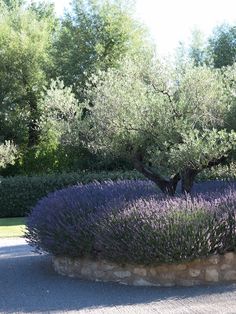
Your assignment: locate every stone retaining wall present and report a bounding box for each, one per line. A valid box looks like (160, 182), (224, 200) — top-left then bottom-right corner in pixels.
(53, 252), (236, 286)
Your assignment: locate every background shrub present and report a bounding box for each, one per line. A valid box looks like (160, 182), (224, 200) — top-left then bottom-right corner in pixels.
(0, 171), (143, 218)
(26, 180), (236, 265)
(1, 168), (235, 218)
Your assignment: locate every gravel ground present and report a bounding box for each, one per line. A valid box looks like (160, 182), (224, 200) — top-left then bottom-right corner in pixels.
(1, 238), (236, 314)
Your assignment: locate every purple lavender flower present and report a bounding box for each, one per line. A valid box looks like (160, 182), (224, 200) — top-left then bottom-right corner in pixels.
(25, 179), (236, 264)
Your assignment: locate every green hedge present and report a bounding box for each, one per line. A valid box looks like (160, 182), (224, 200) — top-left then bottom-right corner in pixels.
(1, 163), (235, 218)
(0, 171), (143, 218)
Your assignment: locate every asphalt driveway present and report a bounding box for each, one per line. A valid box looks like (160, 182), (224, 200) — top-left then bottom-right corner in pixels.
(1, 238), (236, 314)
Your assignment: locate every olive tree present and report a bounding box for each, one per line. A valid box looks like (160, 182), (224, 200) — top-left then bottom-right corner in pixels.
(83, 59), (236, 195)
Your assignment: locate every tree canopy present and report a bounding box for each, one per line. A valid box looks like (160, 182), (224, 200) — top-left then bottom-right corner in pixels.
(0, 0), (56, 147)
(83, 58), (236, 194)
(1, 0), (236, 179)
(53, 0), (152, 99)
(208, 24), (236, 68)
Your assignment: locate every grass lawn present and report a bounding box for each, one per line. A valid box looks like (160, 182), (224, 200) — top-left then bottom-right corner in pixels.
(0, 217), (26, 238)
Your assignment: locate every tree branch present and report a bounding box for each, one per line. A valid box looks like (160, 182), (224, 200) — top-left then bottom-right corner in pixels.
(204, 155), (229, 169)
(133, 151), (180, 195)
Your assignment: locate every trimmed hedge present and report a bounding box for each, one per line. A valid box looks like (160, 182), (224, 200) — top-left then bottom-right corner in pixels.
(0, 171), (143, 218)
(1, 162), (236, 218)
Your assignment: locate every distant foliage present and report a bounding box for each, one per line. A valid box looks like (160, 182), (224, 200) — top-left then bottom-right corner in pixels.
(39, 79), (81, 146)
(208, 24), (236, 68)
(0, 1), (55, 148)
(0, 141), (17, 169)
(26, 180), (236, 265)
(53, 0), (152, 99)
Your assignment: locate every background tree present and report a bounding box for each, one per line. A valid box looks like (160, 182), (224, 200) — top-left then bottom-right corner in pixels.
(0, 141), (17, 169)
(208, 23), (236, 68)
(83, 58), (236, 195)
(18, 79), (85, 174)
(188, 28), (207, 66)
(53, 0), (152, 100)
(0, 0), (56, 148)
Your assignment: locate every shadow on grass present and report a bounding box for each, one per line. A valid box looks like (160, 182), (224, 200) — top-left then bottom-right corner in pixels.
(0, 217), (25, 227)
(0, 244), (236, 313)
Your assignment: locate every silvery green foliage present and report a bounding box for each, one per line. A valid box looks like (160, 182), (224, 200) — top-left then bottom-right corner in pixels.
(0, 141), (17, 169)
(39, 79), (81, 145)
(222, 63), (236, 129)
(84, 58), (236, 176)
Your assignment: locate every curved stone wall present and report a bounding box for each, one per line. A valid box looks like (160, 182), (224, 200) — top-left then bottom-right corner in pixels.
(53, 252), (236, 286)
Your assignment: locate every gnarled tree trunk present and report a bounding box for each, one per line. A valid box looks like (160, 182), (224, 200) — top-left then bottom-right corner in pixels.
(133, 152), (180, 196)
(181, 169), (199, 194)
(27, 91), (39, 148)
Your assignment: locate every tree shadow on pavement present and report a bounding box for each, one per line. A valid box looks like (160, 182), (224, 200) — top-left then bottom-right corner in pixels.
(0, 244), (236, 313)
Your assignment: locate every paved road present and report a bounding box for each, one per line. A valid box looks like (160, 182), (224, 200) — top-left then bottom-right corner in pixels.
(1, 238), (236, 314)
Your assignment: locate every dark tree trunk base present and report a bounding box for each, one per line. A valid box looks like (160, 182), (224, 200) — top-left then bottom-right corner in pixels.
(181, 169), (199, 194)
(133, 153), (180, 196)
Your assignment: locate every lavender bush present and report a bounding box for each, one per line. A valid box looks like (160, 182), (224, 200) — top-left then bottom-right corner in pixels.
(25, 180), (236, 264)
(25, 180), (157, 257)
(97, 197), (236, 264)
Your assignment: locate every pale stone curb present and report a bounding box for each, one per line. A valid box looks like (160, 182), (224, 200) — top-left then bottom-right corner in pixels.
(53, 252), (236, 287)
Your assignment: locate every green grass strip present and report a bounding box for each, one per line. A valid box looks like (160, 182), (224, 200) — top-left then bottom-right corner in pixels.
(0, 217), (26, 238)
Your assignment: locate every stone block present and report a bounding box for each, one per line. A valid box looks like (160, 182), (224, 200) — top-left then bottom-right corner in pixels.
(133, 278), (156, 286)
(133, 267), (147, 277)
(220, 264), (231, 271)
(224, 252), (235, 263)
(114, 271), (131, 278)
(223, 270), (236, 281)
(205, 268), (219, 282)
(208, 255), (220, 265)
(177, 279), (199, 286)
(94, 270), (105, 278)
(149, 268), (156, 276)
(175, 264), (187, 271)
(81, 266), (92, 276)
(189, 269), (201, 277)
(102, 264), (115, 271)
(159, 272), (175, 281)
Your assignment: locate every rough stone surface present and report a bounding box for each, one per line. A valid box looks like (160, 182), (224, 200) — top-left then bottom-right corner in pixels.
(133, 267), (147, 277)
(52, 252), (236, 287)
(133, 278), (154, 286)
(205, 268), (219, 282)
(176, 264), (187, 271)
(224, 270), (236, 281)
(221, 264), (231, 270)
(209, 255), (220, 265)
(114, 271), (131, 278)
(224, 252), (235, 263)
(189, 269), (201, 277)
